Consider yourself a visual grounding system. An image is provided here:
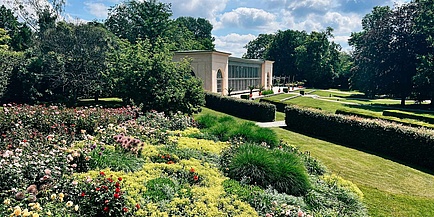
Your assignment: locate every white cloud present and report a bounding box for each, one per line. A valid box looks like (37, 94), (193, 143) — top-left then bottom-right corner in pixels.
(214, 33), (256, 57)
(84, 2), (108, 19)
(217, 7), (279, 32)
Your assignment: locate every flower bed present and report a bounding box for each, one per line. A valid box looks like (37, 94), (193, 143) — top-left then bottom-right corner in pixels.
(0, 105), (367, 216)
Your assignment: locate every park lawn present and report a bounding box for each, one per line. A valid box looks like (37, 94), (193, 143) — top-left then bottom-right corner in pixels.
(273, 127), (434, 217)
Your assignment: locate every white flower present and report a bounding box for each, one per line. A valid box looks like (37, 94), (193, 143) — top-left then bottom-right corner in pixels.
(74, 205), (79, 211)
(66, 201), (73, 207)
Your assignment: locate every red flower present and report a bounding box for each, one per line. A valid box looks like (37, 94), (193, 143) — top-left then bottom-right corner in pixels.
(114, 193), (120, 199)
(107, 178), (113, 183)
(100, 171), (105, 176)
(103, 206), (109, 212)
(115, 188), (120, 193)
(105, 200), (109, 204)
(115, 182), (120, 188)
(123, 207), (128, 212)
(135, 203), (140, 210)
(80, 192), (85, 197)
(118, 177), (122, 181)
(189, 168), (195, 173)
(95, 187), (101, 191)
(193, 175), (199, 181)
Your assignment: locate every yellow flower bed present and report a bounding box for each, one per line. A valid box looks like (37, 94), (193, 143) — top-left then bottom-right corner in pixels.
(170, 136), (230, 155)
(322, 174), (364, 199)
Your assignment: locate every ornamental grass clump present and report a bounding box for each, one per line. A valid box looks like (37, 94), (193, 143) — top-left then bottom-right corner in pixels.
(227, 144), (311, 196)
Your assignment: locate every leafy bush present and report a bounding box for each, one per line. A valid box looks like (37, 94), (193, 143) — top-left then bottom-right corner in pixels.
(136, 110), (196, 131)
(88, 146), (145, 172)
(261, 89), (274, 95)
(205, 92), (276, 122)
(259, 98), (288, 112)
(285, 105), (434, 172)
(304, 176), (368, 216)
(227, 144), (311, 196)
(195, 114), (279, 147)
(144, 178), (180, 202)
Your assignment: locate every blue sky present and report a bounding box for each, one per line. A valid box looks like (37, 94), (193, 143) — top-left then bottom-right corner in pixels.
(2, 0), (410, 57)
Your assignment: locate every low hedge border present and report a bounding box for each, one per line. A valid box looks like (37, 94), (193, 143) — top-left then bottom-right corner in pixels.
(383, 110), (434, 124)
(259, 98), (287, 112)
(335, 109), (379, 120)
(285, 105), (434, 172)
(205, 92), (276, 122)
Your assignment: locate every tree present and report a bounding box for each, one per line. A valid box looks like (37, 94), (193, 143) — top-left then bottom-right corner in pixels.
(0, 5), (32, 51)
(175, 16), (215, 50)
(243, 33), (274, 59)
(0, 28), (25, 99)
(105, 0), (172, 45)
(4, 0), (65, 31)
(295, 28), (341, 88)
(265, 30), (307, 77)
(413, 0), (434, 106)
(349, 3), (426, 104)
(108, 39), (205, 114)
(333, 51), (354, 89)
(27, 21), (115, 104)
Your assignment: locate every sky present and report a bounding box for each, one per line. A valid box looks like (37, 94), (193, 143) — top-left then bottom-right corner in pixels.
(1, 0), (410, 57)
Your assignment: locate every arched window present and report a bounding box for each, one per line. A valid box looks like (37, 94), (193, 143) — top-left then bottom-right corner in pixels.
(217, 69), (223, 93)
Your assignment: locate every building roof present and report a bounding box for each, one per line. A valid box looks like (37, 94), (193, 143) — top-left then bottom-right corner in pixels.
(175, 50), (232, 56)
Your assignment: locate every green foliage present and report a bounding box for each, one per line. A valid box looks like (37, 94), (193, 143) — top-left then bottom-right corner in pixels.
(144, 177), (179, 202)
(259, 98), (288, 112)
(109, 39), (205, 115)
(305, 176), (368, 216)
(243, 34), (275, 59)
(383, 110), (434, 124)
(0, 5), (32, 51)
(195, 114), (279, 147)
(285, 105), (434, 172)
(0, 31), (25, 99)
(261, 89), (274, 95)
(89, 146), (145, 172)
(175, 17), (215, 50)
(227, 144), (311, 196)
(205, 92), (276, 122)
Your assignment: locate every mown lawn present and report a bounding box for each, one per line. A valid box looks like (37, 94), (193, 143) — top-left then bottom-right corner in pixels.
(273, 127), (434, 217)
(196, 107), (434, 216)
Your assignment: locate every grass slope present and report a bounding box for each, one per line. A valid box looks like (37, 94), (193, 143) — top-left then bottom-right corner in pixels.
(273, 127), (434, 217)
(196, 107), (434, 216)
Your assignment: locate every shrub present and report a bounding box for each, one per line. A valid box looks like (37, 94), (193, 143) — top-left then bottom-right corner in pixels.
(285, 105), (434, 172)
(261, 89), (274, 95)
(240, 94), (250, 100)
(304, 176), (368, 216)
(195, 114), (279, 147)
(227, 144), (311, 196)
(88, 146), (145, 172)
(259, 98), (287, 112)
(205, 92), (275, 122)
(144, 178), (180, 202)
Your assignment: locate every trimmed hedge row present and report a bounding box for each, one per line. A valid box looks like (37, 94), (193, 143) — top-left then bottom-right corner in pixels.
(259, 98), (287, 112)
(335, 109), (378, 120)
(205, 92), (276, 122)
(285, 105), (434, 172)
(383, 110), (434, 124)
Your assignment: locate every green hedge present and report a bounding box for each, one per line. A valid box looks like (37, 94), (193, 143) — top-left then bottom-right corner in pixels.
(259, 98), (287, 112)
(285, 105), (434, 172)
(383, 110), (434, 124)
(205, 92), (275, 122)
(335, 109), (378, 120)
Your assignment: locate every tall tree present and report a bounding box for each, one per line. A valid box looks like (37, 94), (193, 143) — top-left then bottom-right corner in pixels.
(29, 21), (115, 104)
(243, 33), (274, 59)
(175, 16), (215, 50)
(0, 28), (24, 99)
(350, 3), (427, 104)
(295, 28), (341, 88)
(413, 0), (434, 106)
(0, 5), (32, 51)
(265, 29), (307, 77)
(105, 0), (172, 45)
